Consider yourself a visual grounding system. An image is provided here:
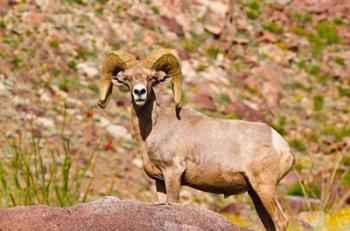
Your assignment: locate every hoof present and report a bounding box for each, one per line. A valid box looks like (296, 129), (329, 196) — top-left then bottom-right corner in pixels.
(151, 202), (169, 206)
(151, 202), (176, 206)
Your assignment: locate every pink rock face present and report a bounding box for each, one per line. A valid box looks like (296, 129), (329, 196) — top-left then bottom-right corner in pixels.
(0, 197), (250, 231)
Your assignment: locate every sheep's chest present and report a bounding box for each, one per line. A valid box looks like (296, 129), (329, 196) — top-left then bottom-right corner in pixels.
(142, 137), (168, 180)
(145, 133), (175, 166)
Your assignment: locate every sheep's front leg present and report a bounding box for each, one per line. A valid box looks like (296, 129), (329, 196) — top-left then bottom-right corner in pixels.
(163, 167), (183, 203)
(155, 179), (167, 203)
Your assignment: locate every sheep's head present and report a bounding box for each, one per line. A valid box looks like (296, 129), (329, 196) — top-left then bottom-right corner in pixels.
(97, 49), (182, 108)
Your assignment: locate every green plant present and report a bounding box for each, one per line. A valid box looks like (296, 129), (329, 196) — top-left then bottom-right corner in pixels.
(0, 132), (96, 207)
(50, 76), (80, 92)
(88, 83), (99, 93)
(273, 115), (287, 136)
(195, 64), (207, 72)
(342, 169), (350, 187)
(181, 33), (211, 53)
(287, 182), (304, 197)
(0, 20), (6, 29)
(206, 46), (220, 59)
(64, 0), (86, 5)
(316, 21), (341, 45)
(96, 0), (108, 4)
(291, 12), (313, 27)
(11, 56), (22, 69)
(333, 18), (344, 25)
(0, 105), (97, 207)
(77, 47), (94, 60)
(151, 6), (160, 14)
(49, 39), (60, 49)
(244, 0), (260, 19)
(313, 96), (324, 111)
(222, 213), (251, 227)
(333, 57), (345, 67)
(290, 139), (307, 152)
(181, 38), (196, 52)
(292, 21), (340, 56)
(338, 87), (350, 97)
(67, 60), (77, 71)
(214, 93), (231, 105)
(263, 23), (284, 34)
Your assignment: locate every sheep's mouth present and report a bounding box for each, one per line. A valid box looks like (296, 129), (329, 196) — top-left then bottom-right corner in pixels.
(134, 99), (146, 105)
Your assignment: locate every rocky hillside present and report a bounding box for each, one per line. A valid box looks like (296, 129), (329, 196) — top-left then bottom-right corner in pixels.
(0, 0), (350, 230)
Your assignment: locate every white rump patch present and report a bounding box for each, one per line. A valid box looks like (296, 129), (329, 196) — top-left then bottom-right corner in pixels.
(271, 129), (289, 153)
(271, 128), (294, 179)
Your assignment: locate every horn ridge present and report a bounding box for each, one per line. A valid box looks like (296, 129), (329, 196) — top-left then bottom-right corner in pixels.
(141, 49), (182, 105)
(97, 51), (137, 108)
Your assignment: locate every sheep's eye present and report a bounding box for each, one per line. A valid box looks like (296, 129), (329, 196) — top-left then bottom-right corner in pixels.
(123, 77), (130, 82)
(150, 76), (158, 83)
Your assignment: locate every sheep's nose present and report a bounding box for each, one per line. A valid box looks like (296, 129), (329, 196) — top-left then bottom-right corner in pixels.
(133, 88), (146, 96)
(133, 84), (147, 96)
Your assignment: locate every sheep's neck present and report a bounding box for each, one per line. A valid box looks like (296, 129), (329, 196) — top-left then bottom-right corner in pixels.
(131, 91), (161, 175)
(131, 91), (159, 142)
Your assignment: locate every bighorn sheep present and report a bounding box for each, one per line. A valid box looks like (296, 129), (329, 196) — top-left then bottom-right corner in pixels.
(97, 49), (295, 231)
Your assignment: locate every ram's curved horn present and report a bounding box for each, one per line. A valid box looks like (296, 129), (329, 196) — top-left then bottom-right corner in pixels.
(141, 49), (182, 105)
(97, 51), (137, 108)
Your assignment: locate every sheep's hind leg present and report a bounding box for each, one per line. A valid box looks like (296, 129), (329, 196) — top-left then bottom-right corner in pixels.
(248, 189), (275, 231)
(248, 181), (288, 231)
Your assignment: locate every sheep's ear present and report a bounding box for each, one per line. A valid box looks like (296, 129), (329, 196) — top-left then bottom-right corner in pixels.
(112, 71), (126, 86)
(156, 71), (169, 82)
(149, 71), (169, 86)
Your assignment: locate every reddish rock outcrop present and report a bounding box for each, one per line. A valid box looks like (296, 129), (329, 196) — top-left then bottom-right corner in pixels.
(0, 197), (250, 231)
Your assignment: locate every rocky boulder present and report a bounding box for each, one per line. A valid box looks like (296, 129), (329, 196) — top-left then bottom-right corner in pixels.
(0, 197), (250, 231)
